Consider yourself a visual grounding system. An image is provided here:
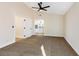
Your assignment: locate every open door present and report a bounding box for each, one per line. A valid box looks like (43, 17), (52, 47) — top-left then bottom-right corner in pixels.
(15, 17), (33, 41)
(23, 18), (33, 38)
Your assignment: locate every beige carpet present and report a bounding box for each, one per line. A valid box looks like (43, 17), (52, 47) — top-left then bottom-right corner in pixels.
(0, 35), (78, 56)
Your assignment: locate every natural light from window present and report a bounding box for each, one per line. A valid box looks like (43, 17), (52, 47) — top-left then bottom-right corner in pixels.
(41, 45), (46, 56)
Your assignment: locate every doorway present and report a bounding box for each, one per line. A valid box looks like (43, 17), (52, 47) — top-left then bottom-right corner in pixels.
(34, 19), (44, 36)
(15, 16), (33, 42)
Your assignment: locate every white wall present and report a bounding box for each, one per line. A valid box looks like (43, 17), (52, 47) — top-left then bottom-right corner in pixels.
(65, 3), (79, 55)
(0, 3), (15, 48)
(42, 13), (64, 37)
(33, 12), (65, 37)
(0, 2), (34, 48)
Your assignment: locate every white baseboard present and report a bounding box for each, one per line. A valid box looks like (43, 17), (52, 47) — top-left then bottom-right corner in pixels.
(0, 40), (15, 48)
(64, 36), (79, 55)
(44, 34), (64, 37)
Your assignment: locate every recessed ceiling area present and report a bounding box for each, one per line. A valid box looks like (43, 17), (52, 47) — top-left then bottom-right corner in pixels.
(24, 2), (74, 15)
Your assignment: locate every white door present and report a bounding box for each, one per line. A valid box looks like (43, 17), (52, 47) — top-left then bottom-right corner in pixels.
(23, 18), (33, 38)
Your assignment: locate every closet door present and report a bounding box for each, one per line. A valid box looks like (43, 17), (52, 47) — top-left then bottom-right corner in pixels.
(23, 18), (33, 38)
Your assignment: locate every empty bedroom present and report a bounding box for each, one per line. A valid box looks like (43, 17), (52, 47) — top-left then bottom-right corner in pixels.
(0, 2), (79, 56)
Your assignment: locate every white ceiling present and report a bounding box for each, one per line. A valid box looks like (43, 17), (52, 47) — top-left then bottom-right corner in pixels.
(24, 2), (74, 15)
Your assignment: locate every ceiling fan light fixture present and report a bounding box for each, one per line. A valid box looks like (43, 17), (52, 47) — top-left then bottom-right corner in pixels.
(32, 2), (50, 12)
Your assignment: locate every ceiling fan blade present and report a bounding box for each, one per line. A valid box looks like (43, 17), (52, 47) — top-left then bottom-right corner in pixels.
(43, 6), (50, 8)
(38, 3), (41, 8)
(32, 7), (39, 9)
(43, 8), (47, 11)
(40, 2), (42, 4)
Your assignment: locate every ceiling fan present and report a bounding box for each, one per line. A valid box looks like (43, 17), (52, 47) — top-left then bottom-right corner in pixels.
(32, 2), (50, 11)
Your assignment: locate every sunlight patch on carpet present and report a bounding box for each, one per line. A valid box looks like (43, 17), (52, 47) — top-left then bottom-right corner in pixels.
(41, 45), (46, 56)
